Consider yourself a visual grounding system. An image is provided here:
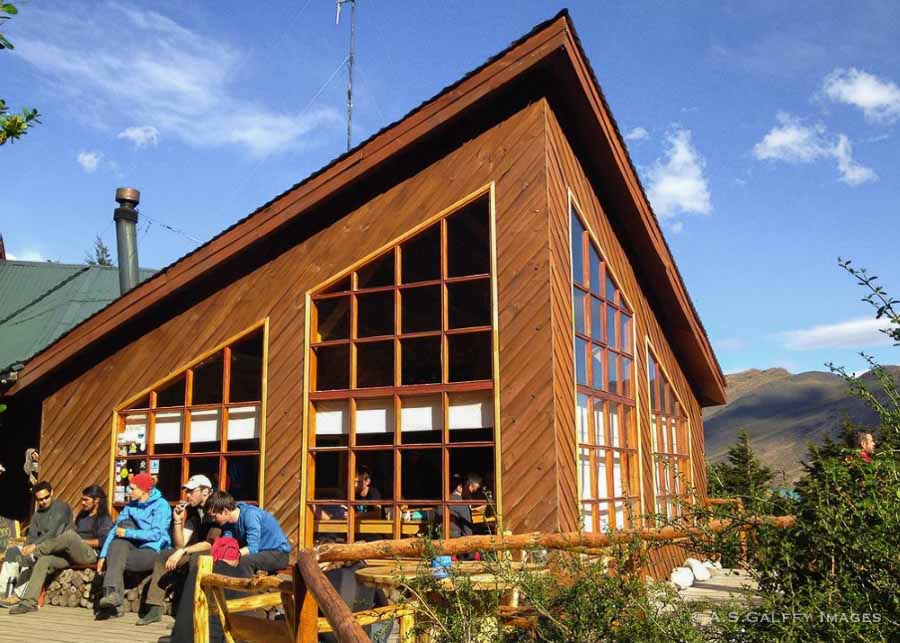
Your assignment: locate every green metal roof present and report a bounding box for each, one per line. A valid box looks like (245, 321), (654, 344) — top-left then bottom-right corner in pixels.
(0, 261), (155, 373)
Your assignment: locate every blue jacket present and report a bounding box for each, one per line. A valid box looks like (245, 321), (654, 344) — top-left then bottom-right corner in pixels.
(99, 488), (172, 558)
(223, 503), (291, 555)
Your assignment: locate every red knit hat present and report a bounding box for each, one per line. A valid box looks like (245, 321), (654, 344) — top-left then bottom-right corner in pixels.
(211, 536), (241, 562)
(131, 472), (154, 492)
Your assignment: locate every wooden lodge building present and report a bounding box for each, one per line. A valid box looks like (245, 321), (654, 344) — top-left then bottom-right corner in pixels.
(0, 12), (725, 577)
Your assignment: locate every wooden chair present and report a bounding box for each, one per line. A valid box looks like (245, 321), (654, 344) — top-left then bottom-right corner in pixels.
(194, 555), (417, 643)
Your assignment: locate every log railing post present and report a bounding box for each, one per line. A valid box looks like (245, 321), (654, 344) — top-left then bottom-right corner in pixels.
(194, 555), (213, 643)
(295, 552), (369, 642)
(293, 559), (319, 643)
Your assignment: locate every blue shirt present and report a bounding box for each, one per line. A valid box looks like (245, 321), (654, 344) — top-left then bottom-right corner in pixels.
(223, 503), (291, 555)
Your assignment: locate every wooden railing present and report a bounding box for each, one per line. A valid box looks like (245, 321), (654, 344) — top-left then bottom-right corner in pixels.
(195, 511), (794, 642)
(706, 497), (748, 562)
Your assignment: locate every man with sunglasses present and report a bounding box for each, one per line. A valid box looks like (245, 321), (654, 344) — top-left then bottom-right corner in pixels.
(0, 482), (72, 604)
(9, 485), (113, 615)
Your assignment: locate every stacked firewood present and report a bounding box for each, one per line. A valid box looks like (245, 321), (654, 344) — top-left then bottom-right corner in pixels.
(43, 568), (172, 614)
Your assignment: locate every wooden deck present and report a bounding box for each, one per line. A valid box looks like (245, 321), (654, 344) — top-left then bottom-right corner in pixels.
(0, 606), (174, 643)
(678, 568), (759, 603)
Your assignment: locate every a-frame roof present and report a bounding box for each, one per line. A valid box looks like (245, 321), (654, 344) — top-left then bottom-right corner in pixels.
(7, 11), (726, 405)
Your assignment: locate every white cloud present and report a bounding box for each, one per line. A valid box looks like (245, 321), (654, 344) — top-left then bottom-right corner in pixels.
(753, 113), (828, 163)
(753, 113), (876, 186)
(6, 249), (47, 262)
(624, 126), (648, 142)
(77, 150), (101, 173)
(832, 135), (878, 185)
(822, 68), (900, 123)
(118, 125), (159, 148)
(669, 221), (684, 234)
(646, 129), (712, 218)
(13, 3), (342, 157)
(778, 317), (893, 350)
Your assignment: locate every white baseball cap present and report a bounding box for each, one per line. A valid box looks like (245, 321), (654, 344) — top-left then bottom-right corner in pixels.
(183, 474), (213, 490)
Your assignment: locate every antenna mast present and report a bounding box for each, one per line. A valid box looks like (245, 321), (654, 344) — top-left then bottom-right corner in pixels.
(336, 0), (356, 152)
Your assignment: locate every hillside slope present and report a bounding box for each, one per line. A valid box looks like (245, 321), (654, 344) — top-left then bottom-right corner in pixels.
(703, 367), (897, 482)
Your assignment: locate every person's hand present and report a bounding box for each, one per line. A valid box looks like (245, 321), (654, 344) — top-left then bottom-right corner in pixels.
(165, 548), (186, 571)
(116, 527), (126, 538)
(21, 544), (36, 556)
(96, 558), (105, 574)
(173, 502), (186, 525)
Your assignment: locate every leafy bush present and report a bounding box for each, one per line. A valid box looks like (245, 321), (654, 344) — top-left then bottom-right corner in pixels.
(399, 535), (705, 642)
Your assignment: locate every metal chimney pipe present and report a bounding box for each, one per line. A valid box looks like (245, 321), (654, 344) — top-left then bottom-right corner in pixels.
(113, 187), (140, 295)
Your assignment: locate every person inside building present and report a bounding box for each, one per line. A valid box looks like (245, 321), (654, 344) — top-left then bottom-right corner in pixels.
(353, 468), (383, 517)
(135, 474), (219, 626)
(96, 472), (171, 617)
(9, 485), (113, 615)
(0, 481), (72, 604)
(448, 473), (482, 539)
(165, 491), (291, 642)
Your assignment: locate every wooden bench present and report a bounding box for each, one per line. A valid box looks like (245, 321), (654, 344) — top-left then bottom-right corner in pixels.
(195, 555), (410, 643)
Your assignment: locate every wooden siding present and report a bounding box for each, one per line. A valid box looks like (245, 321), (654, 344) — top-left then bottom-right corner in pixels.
(39, 101), (561, 545)
(39, 97), (711, 576)
(544, 104), (706, 578)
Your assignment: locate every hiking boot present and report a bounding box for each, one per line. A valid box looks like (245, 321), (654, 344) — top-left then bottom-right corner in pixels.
(136, 605), (163, 625)
(9, 602), (37, 615)
(0, 595), (20, 607)
(95, 605), (124, 620)
(98, 588), (122, 608)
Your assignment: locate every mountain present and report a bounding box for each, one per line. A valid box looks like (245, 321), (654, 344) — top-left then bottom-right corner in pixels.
(703, 367), (898, 483)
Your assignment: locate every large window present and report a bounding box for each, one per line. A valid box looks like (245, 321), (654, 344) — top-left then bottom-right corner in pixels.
(114, 327), (265, 505)
(648, 351), (690, 521)
(307, 193), (497, 544)
(570, 207), (639, 532)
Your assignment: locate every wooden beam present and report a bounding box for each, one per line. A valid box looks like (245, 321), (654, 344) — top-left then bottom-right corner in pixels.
(295, 552), (369, 643)
(293, 560), (319, 643)
(315, 517), (796, 562)
(194, 555), (213, 643)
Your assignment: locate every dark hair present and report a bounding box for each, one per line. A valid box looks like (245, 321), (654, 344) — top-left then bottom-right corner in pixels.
(206, 490), (237, 515)
(82, 484), (109, 518)
(33, 481), (52, 495)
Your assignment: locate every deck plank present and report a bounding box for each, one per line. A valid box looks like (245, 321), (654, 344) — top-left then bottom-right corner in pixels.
(0, 606), (174, 642)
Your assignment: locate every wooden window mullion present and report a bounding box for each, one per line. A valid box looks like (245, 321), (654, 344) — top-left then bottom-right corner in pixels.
(184, 369), (194, 455)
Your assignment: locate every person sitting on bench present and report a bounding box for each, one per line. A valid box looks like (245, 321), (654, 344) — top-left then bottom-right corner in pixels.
(135, 474), (220, 626)
(165, 492), (291, 643)
(208, 490), (291, 576)
(0, 481), (72, 604)
(9, 485), (113, 615)
(96, 473), (171, 617)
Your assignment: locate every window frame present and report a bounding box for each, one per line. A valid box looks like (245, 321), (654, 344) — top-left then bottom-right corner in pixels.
(301, 184), (502, 545)
(568, 196), (640, 532)
(110, 319), (268, 507)
(646, 343), (692, 523)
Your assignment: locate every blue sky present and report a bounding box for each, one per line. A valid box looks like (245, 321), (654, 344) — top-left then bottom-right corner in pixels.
(2, 1), (898, 377)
